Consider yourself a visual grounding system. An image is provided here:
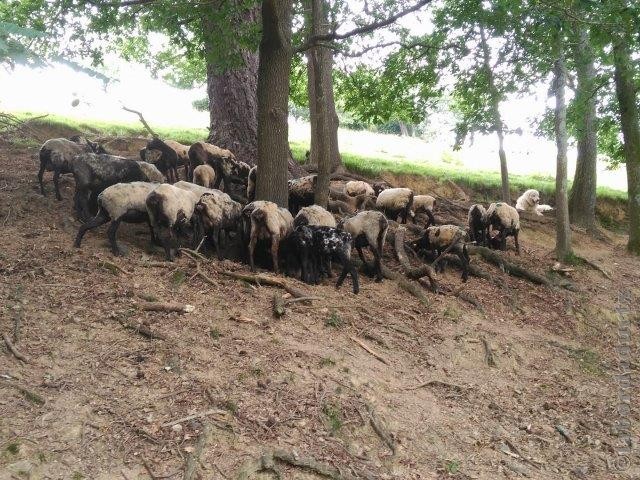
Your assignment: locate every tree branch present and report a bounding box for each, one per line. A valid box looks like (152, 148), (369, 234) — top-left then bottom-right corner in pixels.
(85, 0), (157, 7)
(295, 0), (434, 53)
(122, 106), (158, 138)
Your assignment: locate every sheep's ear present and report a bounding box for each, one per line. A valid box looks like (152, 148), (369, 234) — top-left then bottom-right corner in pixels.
(195, 204), (204, 212)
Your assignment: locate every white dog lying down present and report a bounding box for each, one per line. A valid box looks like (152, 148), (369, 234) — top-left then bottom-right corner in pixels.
(516, 189), (554, 216)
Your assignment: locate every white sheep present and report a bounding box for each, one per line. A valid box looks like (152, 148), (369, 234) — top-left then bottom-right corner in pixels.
(247, 201), (294, 273)
(288, 175), (317, 214)
(193, 191), (243, 259)
(146, 184), (199, 261)
(293, 205), (337, 229)
(338, 210), (388, 282)
(486, 202), (520, 254)
(375, 187), (414, 224)
(410, 194), (436, 226)
(74, 182), (159, 255)
(193, 164), (217, 189)
(344, 180), (375, 198)
(516, 189), (553, 216)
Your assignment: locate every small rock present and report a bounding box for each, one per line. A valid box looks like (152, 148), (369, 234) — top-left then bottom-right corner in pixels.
(171, 424), (183, 433)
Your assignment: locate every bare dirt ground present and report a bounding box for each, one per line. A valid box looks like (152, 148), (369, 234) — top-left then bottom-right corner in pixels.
(1, 140), (639, 480)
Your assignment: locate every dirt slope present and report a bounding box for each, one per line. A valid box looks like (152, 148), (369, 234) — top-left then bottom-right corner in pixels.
(1, 141), (639, 480)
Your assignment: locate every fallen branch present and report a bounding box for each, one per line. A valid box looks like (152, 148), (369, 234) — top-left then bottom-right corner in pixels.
(481, 336), (497, 367)
(3, 334), (31, 363)
(272, 293), (286, 318)
(2, 380), (46, 405)
(161, 408), (226, 428)
(366, 404), (396, 455)
(555, 424), (573, 443)
(219, 270), (312, 298)
(350, 336), (388, 365)
(397, 278), (430, 305)
(119, 319), (167, 340)
(184, 422), (212, 480)
(98, 259), (131, 275)
(394, 226), (438, 292)
(137, 301), (195, 314)
(122, 106), (158, 137)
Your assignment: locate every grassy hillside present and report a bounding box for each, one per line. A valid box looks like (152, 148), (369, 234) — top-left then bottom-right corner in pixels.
(7, 111), (628, 203)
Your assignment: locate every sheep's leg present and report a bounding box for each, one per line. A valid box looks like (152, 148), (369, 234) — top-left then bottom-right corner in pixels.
(335, 251), (359, 294)
(213, 226), (223, 260)
(514, 231), (521, 255)
(147, 219), (159, 246)
(500, 229), (507, 251)
(107, 219), (125, 256)
(271, 235), (280, 274)
(371, 247), (383, 282)
(37, 163), (47, 196)
(248, 235), (258, 272)
(74, 209), (109, 248)
(401, 207), (409, 224)
(356, 245), (367, 264)
(53, 170), (63, 201)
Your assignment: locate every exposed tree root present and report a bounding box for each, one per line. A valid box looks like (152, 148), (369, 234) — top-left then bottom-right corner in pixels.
(236, 449), (360, 480)
(366, 403), (396, 455)
(481, 336), (497, 367)
(137, 301), (194, 314)
(3, 334), (31, 363)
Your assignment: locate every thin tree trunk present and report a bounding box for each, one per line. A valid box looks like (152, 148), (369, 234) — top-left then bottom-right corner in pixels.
(310, 0), (330, 207)
(255, 0), (294, 207)
(568, 24), (598, 229)
(613, 40), (640, 254)
(305, 0), (342, 173)
(554, 34), (572, 259)
(480, 25), (510, 203)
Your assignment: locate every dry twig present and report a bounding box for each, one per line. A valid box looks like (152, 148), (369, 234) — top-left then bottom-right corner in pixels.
(350, 336), (388, 365)
(3, 334), (31, 363)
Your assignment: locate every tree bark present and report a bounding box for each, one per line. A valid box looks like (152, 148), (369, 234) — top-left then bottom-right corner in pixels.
(206, 51), (259, 165)
(613, 40), (640, 255)
(480, 26), (510, 204)
(305, 9), (342, 173)
(568, 24), (598, 229)
(255, 0), (294, 207)
(553, 33), (572, 260)
(310, 0), (330, 208)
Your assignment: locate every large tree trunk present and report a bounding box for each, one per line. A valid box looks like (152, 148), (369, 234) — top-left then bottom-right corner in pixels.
(554, 34), (572, 259)
(305, 0), (342, 173)
(206, 51), (259, 165)
(568, 25), (598, 229)
(613, 40), (640, 255)
(480, 26), (510, 204)
(255, 0), (294, 207)
(310, 0), (330, 207)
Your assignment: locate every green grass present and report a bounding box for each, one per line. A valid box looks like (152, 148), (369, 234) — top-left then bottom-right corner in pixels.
(8, 111), (628, 203)
(290, 140), (628, 203)
(12, 111), (207, 145)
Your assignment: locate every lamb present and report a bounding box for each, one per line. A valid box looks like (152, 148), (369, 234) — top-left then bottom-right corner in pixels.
(516, 189), (553, 216)
(344, 180), (375, 198)
(247, 166), (257, 202)
(468, 204), (488, 246)
(192, 191), (243, 259)
(145, 184), (199, 261)
(338, 210), (388, 282)
(187, 141), (244, 191)
(74, 182), (159, 256)
(486, 202), (520, 254)
(414, 225), (470, 281)
(375, 187), (414, 224)
(38, 137), (106, 200)
(69, 153), (165, 221)
(410, 194), (436, 227)
(146, 138), (189, 183)
(290, 225), (359, 293)
(246, 201), (294, 274)
(293, 205), (336, 229)
(193, 164), (217, 189)
(288, 175), (317, 214)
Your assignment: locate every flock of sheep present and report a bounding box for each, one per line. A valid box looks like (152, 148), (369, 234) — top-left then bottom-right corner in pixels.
(37, 135), (552, 295)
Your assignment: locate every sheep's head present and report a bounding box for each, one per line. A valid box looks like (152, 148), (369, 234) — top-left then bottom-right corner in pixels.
(88, 140), (107, 154)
